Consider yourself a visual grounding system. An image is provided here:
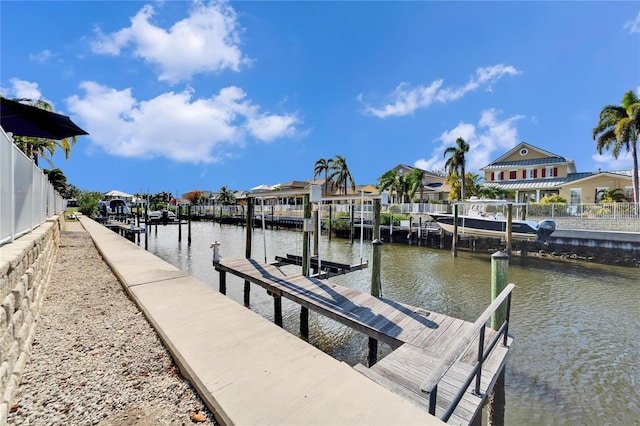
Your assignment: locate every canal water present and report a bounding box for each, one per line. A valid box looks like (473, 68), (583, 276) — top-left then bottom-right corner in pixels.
(142, 221), (639, 425)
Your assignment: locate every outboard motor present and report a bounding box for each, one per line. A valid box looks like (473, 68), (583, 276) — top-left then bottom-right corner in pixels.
(536, 220), (556, 241)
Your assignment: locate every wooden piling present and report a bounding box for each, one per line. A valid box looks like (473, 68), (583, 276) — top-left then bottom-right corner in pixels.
(188, 205), (192, 245)
(274, 294), (283, 327)
(178, 205), (182, 242)
(350, 202), (355, 244)
(144, 205), (149, 250)
(368, 198), (382, 366)
(328, 204), (332, 241)
(490, 251), (509, 330)
(244, 197), (253, 307)
(452, 204), (458, 257)
(300, 194), (311, 339)
(505, 204), (512, 257)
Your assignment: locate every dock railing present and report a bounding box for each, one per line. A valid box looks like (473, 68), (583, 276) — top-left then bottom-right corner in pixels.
(421, 283), (515, 421)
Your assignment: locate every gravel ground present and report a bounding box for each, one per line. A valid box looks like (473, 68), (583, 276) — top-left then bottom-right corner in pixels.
(7, 221), (217, 425)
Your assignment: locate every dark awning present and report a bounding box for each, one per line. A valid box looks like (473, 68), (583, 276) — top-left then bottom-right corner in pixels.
(1, 97), (89, 139)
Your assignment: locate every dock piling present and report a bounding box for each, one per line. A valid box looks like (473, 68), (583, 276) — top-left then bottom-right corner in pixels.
(452, 204), (458, 257)
(244, 197), (253, 307)
(368, 199), (382, 366)
(490, 251), (509, 331)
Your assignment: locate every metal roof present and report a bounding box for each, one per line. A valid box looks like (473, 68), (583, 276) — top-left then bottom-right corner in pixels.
(482, 157), (568, 169)
(483, 178), (566, 190)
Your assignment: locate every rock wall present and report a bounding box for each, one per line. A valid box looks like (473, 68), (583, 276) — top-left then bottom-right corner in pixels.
(0, 215), (63, 421)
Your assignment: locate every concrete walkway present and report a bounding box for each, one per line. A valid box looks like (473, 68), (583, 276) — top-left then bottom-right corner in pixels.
(79, 217), (443, 425)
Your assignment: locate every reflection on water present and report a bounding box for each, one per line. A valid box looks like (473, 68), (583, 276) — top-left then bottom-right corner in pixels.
(143, 222), (639, 425)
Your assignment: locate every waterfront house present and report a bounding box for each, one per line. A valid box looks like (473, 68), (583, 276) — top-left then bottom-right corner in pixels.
(383, 164), (450, 202)
(480, 142), (634, 203)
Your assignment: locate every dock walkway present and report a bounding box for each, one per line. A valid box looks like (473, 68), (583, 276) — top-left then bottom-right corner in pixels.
(215, 258), (512, 424)
(78, 217), (442, 425)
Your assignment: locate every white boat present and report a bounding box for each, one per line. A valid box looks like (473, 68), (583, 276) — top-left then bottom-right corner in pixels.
(428, 201), (555, 242)
(147, 210), (177, 222)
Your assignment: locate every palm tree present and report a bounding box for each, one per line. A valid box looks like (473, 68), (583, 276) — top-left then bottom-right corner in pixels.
(377, 169), (408, 203)
(593, 90), (639, 204)
(43, 168), (68, 195)
(11, 98), (78, 167)
(217, 186), (236, 205)
(407, 168), (426, 203)
(597, 188), (627, 203)
(444, 137), (470, 201)
(329, 155), (356, 196)
(313, 157), (334, 196)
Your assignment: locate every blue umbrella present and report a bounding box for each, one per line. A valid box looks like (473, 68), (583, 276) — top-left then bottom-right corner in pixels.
(1, 97), (88, 139)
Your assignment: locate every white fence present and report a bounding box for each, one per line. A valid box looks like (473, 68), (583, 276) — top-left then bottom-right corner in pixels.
(0, 128), (67, 246)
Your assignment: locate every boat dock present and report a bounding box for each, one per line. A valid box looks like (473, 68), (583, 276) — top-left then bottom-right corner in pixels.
(214, 257), (513, 424)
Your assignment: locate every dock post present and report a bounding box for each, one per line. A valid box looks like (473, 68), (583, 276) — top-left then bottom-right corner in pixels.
(244, 197), (253, 307)
(188, 205), (192, 245)
(144, 205), (148, 250)
(350, 202), (355, 244)
(452, 204), (458, 257)
(505, 204), (513, 257)
(178, 205), (182, 242)
(490, 251), (509, 329)
(274, 295), (283, 327)
(328, 205), (332, 241)
(300, 194), (311, 339)
(368, 199), (382, 366)
(211, 241), (226, 294)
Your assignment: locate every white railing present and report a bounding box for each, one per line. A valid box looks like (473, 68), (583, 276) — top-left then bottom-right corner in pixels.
(526, 202), (639, 220)
(0, 128), (67, 246)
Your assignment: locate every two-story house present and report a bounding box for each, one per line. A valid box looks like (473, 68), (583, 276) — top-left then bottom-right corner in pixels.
(480, 143), (576, 202)
(481, 142), (634, 203)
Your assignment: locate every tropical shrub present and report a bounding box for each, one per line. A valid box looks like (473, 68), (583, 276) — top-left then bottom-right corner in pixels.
(78, 191), (102, 217)
(539, 194), (567, 204)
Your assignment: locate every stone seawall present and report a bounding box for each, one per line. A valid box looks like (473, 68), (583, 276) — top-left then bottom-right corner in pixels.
(0, 215), (63, 421)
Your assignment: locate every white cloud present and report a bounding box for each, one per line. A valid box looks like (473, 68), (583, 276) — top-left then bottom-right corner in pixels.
(1, 79), (58, 108)
(29, 50), (56, 63)
(360, 65), (520, 118)
(66, 81), (300, 163)
(414, 109), (523, 174)
(592, 153), (633, 170)
(623, 11), (640, 33)
(91, 1), (248, 84)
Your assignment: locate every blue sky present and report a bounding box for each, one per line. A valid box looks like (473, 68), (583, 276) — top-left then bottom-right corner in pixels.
(2, 1), (639, 196)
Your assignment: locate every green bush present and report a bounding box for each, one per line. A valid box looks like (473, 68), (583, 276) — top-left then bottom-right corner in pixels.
(539, 194), (567, 204)
(78, 191), (102, 217)
(381, 212), (411, 226)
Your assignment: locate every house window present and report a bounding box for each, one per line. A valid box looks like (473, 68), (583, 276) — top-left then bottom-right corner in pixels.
(509, 170), (517, 180)
(526, 168), (534, 179)
(490, 172), (495, 181)
(625, 186), (633, 202)
(534, 169), (538, 178)
(545, 167), (556, 179)
(570, 188), (582, 204)
(499, 171), (504, 181)
(520, 148), (528, 155)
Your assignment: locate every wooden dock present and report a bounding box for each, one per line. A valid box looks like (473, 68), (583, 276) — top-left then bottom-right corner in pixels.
(214, 257), (513, 425)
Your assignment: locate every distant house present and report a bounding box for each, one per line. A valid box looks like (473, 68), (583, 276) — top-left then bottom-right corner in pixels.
(383, 164), (450, 202)
(104, 189), (134, 203)
(480, 142), (634, 203)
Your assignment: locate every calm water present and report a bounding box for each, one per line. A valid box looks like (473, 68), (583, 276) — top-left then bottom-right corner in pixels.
(142, 222), (639, 425)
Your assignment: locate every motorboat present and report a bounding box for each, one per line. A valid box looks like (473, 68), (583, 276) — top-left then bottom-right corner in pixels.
(428, 200), (555, 242)
(147, 209), (177, 222)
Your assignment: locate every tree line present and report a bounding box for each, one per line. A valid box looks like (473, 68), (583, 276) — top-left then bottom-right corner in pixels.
(6, 90), (639, 208)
